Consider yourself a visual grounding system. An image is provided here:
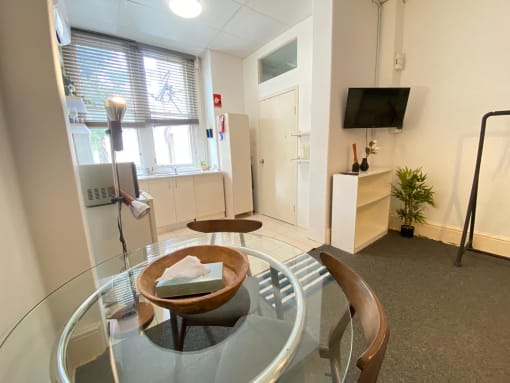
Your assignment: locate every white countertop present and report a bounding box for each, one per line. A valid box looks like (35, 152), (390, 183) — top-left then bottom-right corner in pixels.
(138, 170), (222, 181)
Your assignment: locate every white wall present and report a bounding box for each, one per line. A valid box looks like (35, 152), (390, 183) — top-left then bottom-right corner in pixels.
(309, 0), (378, 242)
(243, 17), (313, 228)
(209, 50), (245, 114)
(201, 50), (246, 170)
(379, 0), (510, 255)
(200, 51), (217, 168)
(0, 0), (93, 336)
(0, 92), (47, 339)
(308, 1), (333, 242)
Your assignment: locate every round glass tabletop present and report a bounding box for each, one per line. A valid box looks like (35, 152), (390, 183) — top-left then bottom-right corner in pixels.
(0, 233), (353, 382)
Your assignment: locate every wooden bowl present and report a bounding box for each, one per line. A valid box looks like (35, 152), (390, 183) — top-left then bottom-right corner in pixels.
(137, 245), (249, 315)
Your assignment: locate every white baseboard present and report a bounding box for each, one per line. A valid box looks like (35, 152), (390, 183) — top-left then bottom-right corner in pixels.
(66, 322), (107, 375)
(389, 217), (510, 259)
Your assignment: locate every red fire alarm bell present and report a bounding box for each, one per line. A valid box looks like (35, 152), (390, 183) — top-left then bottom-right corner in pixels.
(213, 93), (222, 108)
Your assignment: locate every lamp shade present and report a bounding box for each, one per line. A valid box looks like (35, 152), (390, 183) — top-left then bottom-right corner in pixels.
(104, 96), (126, 151)
(130, 200), (151, 219)
(169, 0), (202, 18)
(104, 96), (126, 122)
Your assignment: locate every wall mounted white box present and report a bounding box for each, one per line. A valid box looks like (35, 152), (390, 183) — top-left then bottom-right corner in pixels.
(331, 169), (392, 254)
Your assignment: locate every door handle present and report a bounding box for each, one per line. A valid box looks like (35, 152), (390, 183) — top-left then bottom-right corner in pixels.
(259, 159), (265, 165)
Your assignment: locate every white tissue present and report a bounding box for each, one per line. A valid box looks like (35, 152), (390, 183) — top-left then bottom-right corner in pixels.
(157, 255), (210, 282)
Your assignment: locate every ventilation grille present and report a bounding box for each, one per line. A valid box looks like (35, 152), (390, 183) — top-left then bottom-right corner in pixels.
(85, 186), (114, 207)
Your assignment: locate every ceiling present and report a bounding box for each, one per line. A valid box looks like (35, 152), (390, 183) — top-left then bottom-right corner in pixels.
(62, 0), (312, 58)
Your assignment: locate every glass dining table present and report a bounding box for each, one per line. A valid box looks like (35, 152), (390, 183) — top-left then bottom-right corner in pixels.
(0, 233), (353, 383)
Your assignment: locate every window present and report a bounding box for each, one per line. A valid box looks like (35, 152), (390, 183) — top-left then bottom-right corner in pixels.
(153, 125), (193, 165)
(89, 128), (141, 165)
(258, 39), (298, 83)
(62, 30), (201, 172)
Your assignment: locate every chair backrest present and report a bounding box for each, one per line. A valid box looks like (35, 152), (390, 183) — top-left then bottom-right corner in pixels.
(320, 252), (389, 383)
(187, 219), (262, 234)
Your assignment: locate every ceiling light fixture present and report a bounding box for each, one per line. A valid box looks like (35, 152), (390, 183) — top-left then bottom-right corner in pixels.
(169, 0), (202, 18)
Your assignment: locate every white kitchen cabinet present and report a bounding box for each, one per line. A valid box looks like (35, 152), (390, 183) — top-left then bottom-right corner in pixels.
(140, 172), (225, 231)
(146, 178), (177, 228)
(138, 180), (149, 193)
(173, 176), (196, 223)
(194, 173), (225, 219)
(331, 168), (392, 254)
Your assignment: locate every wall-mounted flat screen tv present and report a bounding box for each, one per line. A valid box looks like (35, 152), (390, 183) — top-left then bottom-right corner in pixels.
(343, 87), (411, 129)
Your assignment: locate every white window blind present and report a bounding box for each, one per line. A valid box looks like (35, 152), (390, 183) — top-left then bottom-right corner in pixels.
(61, 30), (199, 127)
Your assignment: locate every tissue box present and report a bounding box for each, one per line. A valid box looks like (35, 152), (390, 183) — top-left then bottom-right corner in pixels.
(155, 262), (224, 298)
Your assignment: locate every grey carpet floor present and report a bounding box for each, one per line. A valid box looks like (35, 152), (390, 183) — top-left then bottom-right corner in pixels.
(77, 232), (509, 382)
(309, 231), (510, 383)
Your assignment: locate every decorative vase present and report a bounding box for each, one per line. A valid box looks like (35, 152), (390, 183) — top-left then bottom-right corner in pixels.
(351, 143), (360, 173)
(360, 157), (369, 171)
(400, 225), (414, 238)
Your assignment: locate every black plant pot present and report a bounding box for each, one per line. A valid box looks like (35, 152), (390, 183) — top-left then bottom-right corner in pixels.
(400, 225), (414, 238)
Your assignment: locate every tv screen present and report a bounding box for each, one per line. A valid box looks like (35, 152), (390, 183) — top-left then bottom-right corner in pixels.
(343, 87), (410, 129)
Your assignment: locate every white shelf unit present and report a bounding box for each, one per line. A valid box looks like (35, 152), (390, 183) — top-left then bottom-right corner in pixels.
(291, 131), (310, 162)
(331, 168), (392, 254)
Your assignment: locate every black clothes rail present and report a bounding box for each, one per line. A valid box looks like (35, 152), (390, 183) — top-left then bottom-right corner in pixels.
(455, 110), (510, 266)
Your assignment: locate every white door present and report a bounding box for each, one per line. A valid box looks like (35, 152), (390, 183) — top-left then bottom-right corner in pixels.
(258, 89), (298, 224)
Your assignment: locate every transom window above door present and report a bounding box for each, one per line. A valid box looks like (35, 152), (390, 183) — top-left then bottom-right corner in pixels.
(258, 39), (298, 84)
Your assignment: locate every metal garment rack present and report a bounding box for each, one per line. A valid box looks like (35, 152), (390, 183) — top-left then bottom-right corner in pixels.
(455, 110), (510, 266)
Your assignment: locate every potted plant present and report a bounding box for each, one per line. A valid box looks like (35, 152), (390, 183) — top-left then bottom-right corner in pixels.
(391, 167), (435, 237)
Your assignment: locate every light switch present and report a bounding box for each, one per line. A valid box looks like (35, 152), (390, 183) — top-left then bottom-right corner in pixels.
(394, 53), (405, 71)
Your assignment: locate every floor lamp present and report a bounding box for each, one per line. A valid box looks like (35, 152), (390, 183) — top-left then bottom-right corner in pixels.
(455, 110), (510, 266)
(104, 96), (154, 331)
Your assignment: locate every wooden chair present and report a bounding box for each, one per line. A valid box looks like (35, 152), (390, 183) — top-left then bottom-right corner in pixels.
(187, 219), (262, 246)
(319, 252), (389, 383)
(174, 219), (263, 349)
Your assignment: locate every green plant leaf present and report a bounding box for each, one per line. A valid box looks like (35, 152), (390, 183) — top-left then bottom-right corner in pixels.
(391, 167), (435, 225)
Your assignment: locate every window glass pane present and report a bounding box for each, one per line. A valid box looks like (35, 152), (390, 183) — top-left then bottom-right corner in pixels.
(89, 128), (141, 166)
(144, 56), (191, 119)
(72, 44), (139, 123)
(259, 39), (298, 83)
(153, 125), (193, 166)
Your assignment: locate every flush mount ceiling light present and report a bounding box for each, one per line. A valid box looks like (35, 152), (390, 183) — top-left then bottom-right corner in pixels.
(169, 0), (202, 18)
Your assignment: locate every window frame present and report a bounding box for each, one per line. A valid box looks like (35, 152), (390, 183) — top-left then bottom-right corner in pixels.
(62, 29), (205, 173)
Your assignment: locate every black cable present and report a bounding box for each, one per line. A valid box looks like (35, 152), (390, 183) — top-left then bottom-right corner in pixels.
(117, 199), (128, 261)
(114, 161), (129, 264)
